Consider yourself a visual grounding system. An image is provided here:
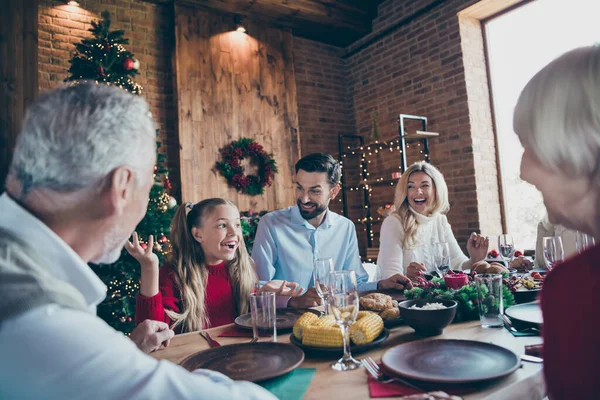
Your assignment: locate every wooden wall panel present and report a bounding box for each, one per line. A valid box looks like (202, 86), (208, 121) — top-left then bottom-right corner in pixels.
(0, 0), (38, 192)
(174, 5), (300, 211)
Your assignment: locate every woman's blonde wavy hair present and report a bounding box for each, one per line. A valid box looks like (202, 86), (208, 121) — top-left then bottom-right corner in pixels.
(165, 198), (257, 332)
(392, 162), (450, 249)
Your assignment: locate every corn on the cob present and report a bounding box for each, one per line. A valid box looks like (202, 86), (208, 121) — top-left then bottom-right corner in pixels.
(292, 312), (320, 340)
(350, 311), (384, 345)
(302, 325), (344, 347)
(314, 315), (338, 328)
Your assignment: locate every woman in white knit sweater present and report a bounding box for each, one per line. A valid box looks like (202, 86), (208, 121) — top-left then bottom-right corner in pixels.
(378, 162), (489, 280)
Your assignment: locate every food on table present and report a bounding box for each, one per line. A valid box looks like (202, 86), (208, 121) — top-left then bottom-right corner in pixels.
(530, 271), (544, 281)
(293, 311), (384, 347)
(359, 293), (393, 311)
(504, 275), (542, 292)
(471, 260), (490, 274)
(380, 307), (400, 320)
(486, 262), (509, 274)
(444, 270), (469, 290)
(471, 261), (509, 275)
(408, 302), (448, 310)
(292, 312), (319, 340)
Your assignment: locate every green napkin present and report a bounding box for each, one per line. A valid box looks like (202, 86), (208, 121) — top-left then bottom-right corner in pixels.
(259, 368), (316, 400)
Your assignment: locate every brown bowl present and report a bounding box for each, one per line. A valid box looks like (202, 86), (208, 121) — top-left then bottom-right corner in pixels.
(399, 299), (458, 336)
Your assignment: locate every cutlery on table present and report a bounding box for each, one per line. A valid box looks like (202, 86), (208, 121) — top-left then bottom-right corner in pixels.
(500, 314), (540, 334)
(199, 331), (221, 348)
(362, 357), (426, 392)
(521, 354), (543, 363)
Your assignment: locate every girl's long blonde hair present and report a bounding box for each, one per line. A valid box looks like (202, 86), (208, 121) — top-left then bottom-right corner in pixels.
(165, 198), (257, 332)
(392, 162), (450, 249)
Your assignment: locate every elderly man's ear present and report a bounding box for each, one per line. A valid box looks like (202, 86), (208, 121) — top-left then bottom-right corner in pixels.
(101, 166), (136, 216)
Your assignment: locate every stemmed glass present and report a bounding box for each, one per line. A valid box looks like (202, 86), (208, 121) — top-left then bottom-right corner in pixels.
(575, 232), (595, 254)
(432, 242), (451, 276)
(543, 236), (564, 270)
(328, 270), (360, 371)
(498, 234), (515, 267)
(313, 258), (334, 314)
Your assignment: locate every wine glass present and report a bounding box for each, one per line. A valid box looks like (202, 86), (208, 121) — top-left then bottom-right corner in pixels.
(498, 234), (515, 267)
(313, 258), (334, 314)
(575, 232), (595, 254)
(432, 242), (451, 277)
(328, 270), (361, 371)
(543, 236), (564, 270)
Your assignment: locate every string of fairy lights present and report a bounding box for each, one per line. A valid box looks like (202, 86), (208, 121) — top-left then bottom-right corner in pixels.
(338, 137), (430, 258)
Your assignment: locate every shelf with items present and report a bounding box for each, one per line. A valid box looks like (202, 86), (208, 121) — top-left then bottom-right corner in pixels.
(338, 114), (438, 260)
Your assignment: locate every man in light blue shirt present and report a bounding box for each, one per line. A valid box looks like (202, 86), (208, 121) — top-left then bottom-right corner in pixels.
(253, 153), (412, 308)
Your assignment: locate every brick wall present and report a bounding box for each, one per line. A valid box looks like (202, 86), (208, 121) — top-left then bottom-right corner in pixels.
(37, 0), (179, 195)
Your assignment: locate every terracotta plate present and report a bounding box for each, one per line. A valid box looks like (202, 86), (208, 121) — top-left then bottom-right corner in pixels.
(235, 308), (321, 332)
(505, 302), (543, 326)
(180, 342), (305, 382)
(289, 328), (389, 354)
(381, 339), (520, 383)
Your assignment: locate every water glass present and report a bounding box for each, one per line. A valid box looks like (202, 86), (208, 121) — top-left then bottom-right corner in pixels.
(475, 274), (503, 328)
(432, 242), (451, 276)
(498, 234), (515, 266)
(328, 270), (360, 371)
(543, 236), (564, 270)
(575, 232), (595, 254)
(314, 258), (334, 312)
(250, 292), (277, 342)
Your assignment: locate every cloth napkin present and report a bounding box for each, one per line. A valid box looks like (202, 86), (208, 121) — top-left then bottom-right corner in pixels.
(260, 368), (316, 400)
(367, 371), (422, 398)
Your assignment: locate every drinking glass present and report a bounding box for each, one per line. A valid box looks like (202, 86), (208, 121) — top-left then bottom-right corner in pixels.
(250, 292), (277, 342)
(432, 242), (451, 276)
(543, 236), (564, 271)
(328, 270), (360, 371)
(575, 232), (595, 254)
(475, 274), (503, 328)
(498, 234), (515, 267)
(314, 258), (334, 313)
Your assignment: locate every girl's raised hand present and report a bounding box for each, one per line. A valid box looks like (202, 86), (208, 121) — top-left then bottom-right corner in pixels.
(125, 232), (159, 270)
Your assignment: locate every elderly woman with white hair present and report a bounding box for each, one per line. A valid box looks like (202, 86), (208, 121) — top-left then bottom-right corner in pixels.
(377, 162), (490, 280)
(513, 45), (600, 399)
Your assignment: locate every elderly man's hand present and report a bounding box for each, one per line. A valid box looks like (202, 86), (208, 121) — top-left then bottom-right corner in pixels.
(377, 273), (413, 291)
(130, 320), (174, 354)
(288, 287), (322, 308)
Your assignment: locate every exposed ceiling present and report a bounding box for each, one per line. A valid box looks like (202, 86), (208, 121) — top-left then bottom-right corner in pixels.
(145, 0), (383, 47)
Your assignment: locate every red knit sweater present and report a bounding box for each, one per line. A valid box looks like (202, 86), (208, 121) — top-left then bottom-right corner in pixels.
(541, 243), (600, 399)
(135, 261), (238, 333)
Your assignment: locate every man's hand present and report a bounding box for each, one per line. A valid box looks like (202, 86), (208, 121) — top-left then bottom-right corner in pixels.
(377, 273), (413, 291)
(288, 287), (322, 308)
(259, 280), (303, 297)
(466, 232), (490, 263)
(130, 320), (174, 354)
(406, 262), (427, 281)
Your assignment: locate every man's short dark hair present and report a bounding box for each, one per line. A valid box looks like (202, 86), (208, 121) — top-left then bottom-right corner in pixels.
(295, 153), (341, 186)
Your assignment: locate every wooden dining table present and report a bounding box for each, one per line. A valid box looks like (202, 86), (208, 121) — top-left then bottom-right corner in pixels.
(150, 319), (546, 399)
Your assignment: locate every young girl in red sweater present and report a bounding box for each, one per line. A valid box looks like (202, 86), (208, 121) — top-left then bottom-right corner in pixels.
(127, 198), (300, 333)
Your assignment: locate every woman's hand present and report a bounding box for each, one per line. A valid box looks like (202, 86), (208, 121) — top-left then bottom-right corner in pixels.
(466, 232), (489, 263)
(406, 262), (427, 281)
(259, 280), (303, 297)
(125, 232), (159, 270)
(509, 256), (533, 271)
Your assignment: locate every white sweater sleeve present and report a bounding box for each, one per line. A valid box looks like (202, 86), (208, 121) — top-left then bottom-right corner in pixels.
(441, 215), (469, 270)
(377, 216), (406, 278)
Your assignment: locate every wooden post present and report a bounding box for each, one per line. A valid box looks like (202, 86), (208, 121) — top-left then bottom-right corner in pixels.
(0, 0), (38, 192)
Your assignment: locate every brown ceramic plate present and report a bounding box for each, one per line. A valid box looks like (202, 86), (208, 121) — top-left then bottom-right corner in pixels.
(235, 308), (321, 332)
(505, 302), (543, 326)
(289, 328), (389, 354)
(180, 342), (305, 382)
(381, 339), (520, 383)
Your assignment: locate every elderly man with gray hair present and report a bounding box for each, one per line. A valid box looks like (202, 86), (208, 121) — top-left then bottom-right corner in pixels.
(0, 82), (275, 399)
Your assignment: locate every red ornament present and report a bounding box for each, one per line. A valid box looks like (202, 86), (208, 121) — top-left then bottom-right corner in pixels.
(514, 250), (523, 257)
(98, 66), (105, 77)
(140, 243), (147, 249)
(126, 317), (132, 322)
(489, 249), (499, 258)
(165, 177), (172, 190)
(104, 41), (111, 51)
(159, 235), (168, 243)
(122, 58), (135, 71)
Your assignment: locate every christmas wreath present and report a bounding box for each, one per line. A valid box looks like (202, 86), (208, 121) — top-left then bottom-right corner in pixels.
(216, 138), (278, 196)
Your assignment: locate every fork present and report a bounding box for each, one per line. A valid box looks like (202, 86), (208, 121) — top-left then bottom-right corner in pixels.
(199, 331), (221, 348)
(501, 314), (540, 334)
(362, 357), (426, 392)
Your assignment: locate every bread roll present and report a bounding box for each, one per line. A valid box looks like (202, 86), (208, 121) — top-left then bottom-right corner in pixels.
(471, 261), (490, 274)
(486, 262), (509, 274)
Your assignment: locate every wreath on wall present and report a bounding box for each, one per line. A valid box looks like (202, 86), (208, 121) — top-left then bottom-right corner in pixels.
(215, 138), (278, 196)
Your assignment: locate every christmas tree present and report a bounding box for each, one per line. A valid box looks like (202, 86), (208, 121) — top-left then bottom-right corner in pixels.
(65, 10), (142, 94)
(66, 11), (177, 334)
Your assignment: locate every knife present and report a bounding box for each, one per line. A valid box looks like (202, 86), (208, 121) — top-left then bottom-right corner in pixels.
(199, 331), (221, 348)
(521, 354), (543, 363)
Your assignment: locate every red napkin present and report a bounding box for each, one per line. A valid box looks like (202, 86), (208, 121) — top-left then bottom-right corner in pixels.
(367, 373), (423, 398)
(218, 326), (272, 338)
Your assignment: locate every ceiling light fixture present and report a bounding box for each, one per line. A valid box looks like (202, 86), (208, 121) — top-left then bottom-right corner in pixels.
(67, 1), (80, 6)
(234, 15), (246, 33)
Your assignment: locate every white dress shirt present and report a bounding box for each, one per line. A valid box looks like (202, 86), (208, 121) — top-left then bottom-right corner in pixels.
(0, 193), (276, 400)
